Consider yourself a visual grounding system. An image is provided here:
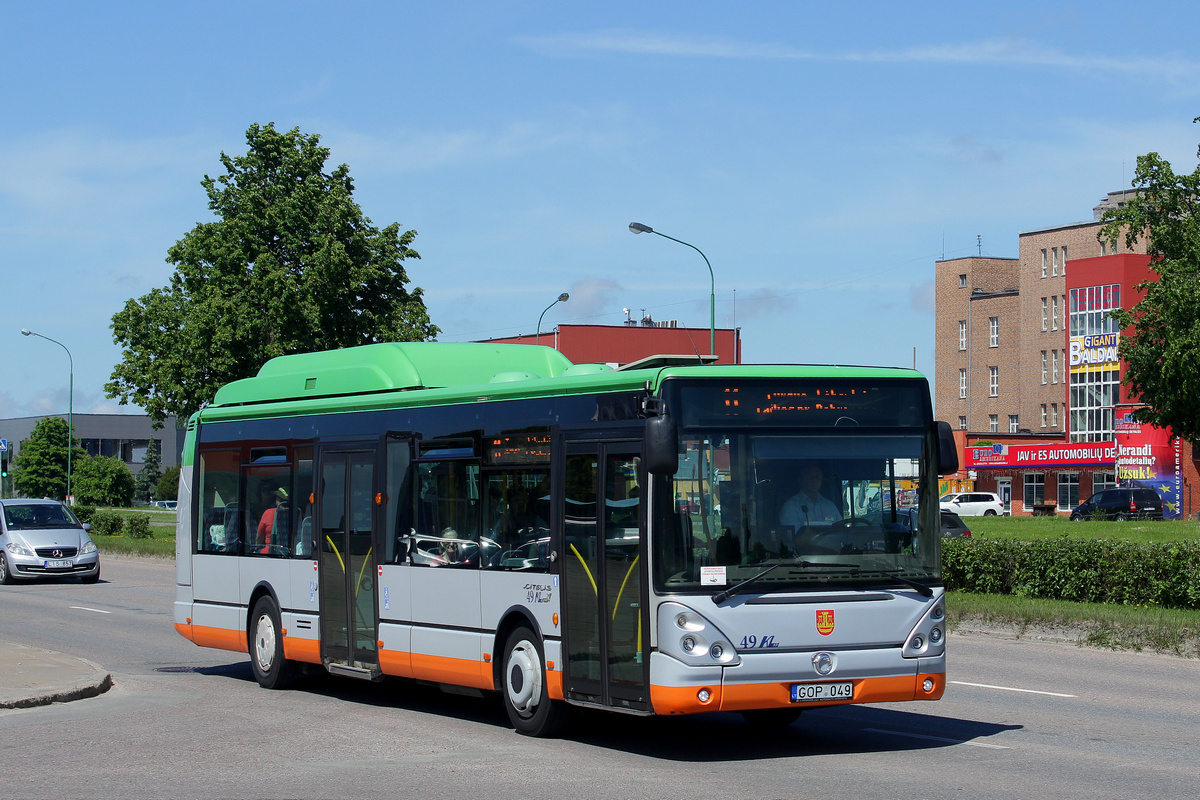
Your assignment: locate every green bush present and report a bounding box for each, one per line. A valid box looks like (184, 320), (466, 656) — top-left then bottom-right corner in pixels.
(125, 514), (152, 539)
(89, 510), (124, 537)
(943, 537), (1200, 610)
(72, 504), (97, 524)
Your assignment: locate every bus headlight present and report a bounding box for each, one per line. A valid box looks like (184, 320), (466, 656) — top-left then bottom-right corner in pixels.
(657, 602), (740, 666)
(903, 593), (947, 658)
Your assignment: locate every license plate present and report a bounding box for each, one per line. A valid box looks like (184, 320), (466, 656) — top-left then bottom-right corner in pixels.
(44, 559), (72, 570)
(791, 681), (853, 702)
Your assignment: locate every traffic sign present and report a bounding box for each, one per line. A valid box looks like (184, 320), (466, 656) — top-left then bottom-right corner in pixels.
(0, 439), (7, 451)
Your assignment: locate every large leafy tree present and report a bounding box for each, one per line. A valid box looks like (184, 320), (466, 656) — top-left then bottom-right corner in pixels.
(73, 455), (136, 508)
(1099, 118), (1200, 441)
(107, 122), (439, 421)
(11, 417), (87, 501)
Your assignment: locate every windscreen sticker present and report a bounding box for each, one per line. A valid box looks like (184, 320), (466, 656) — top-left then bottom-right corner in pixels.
(700, 566), (727, 586)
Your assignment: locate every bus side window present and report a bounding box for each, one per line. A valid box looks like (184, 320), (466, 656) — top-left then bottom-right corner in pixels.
(413, 460), (479, 567)
(197, 449), (239, 554)
(293, 448), (314, 557)
(385, 440), (413, 564)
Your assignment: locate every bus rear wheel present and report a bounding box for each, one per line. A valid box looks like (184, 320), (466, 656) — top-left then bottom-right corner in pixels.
(250, 596), (296, 689)
(501, 626), (569, 737)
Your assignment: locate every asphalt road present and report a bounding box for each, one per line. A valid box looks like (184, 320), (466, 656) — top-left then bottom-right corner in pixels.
(1, 556), (1198, 800)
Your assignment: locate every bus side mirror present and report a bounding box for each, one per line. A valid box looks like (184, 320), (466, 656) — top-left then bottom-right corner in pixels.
(936, 421), (959, 476)
(645, 414), (678, 476)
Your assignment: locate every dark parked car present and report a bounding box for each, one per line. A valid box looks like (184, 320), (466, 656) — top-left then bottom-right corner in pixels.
(895, 508), (972, 538)
(1070, 487), (1164, 521)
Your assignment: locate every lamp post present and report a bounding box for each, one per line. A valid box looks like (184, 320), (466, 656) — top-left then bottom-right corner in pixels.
(629, 222), (715, 356)
(536, 292), (570, 347)
(21, 329), (73, 502)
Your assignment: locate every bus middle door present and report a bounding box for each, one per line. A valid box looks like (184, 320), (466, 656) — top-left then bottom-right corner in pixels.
(317, 446), (381, 679)
(559, 439), (648, 711)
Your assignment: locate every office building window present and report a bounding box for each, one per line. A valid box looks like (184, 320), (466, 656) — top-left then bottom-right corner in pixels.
(1041, 351), (1048, 384)
(1100, 241), (1107, 256)
(959, 274), (967, 288)
(1051, 296), (1059, 330)
(1040, 404), (1047, 427)
(1041, 249), (1047, 278)
(988, 366), (998, 397)
(1061, 245), (1067, 275)
(959, 416), (967, 430)
(1042, 298), (1048, 331)
(1008, 415), (1019, 433)
(1069, 283), (1122, 443)
(1024, 473), (1046, 507)
(989, 316), (999, 347)
(1051, 403), (1059, 426)
(1057, 473), (1079, 511)
(959, 369), (967, 399)
(1051, 247), (1059, 276)
(959, 320), (967, 351)
(989, 414), (999, 433)
(1051, 350), (1059, 384)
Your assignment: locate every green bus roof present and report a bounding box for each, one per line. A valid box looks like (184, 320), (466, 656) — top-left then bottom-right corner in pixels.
(199, 342), (926, 423)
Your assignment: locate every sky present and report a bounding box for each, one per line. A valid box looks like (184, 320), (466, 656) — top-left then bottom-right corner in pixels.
(3, 1), (1199, 420)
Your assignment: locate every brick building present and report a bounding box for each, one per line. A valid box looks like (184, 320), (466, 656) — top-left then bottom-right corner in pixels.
(935, 191), (1200, 517)
(483, 321), (741, 366)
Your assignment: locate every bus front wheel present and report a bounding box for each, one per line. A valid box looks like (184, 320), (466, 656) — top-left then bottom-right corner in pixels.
(250, 596), (297, 689)
(501, 626), (569, 737)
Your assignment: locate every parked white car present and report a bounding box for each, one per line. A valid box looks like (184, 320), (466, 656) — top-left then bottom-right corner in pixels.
(939, 491), (1005, 516)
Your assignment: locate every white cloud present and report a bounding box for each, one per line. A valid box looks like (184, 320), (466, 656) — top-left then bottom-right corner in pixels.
(518, 31), (1200, 87)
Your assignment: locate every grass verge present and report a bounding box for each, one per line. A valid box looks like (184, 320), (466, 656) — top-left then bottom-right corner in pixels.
(948, 591), (1200, 659)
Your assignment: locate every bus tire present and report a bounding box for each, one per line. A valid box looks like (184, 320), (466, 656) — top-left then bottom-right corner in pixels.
(501, 625), (569, 737)
(250, 596), (296, 690)
(741, 708), (802, 728)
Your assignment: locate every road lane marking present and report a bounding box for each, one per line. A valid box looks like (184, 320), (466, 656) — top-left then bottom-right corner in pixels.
(864, 728), (1008, 749)
(69, 606), (112, 614)
(950, 680), (1076, 698)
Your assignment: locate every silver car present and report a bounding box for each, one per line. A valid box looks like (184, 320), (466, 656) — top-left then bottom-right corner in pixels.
(0, 499), (100, 584)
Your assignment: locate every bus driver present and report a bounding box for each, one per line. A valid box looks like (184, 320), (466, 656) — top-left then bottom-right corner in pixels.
(778, 464), (842, 531)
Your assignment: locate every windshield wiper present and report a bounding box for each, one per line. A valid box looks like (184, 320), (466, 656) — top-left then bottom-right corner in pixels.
(710, 559), (862, 604)
(852, 568), (934, 597)
(711, 563), (782, 604)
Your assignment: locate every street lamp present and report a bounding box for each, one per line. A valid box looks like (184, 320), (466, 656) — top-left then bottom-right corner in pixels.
(628, 222), (716, 356)
(21, 329), (73, 502)
(536, 292), (570, 347)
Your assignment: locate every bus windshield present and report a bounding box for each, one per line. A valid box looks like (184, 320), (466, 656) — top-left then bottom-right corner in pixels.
(653, 379), (941, 593)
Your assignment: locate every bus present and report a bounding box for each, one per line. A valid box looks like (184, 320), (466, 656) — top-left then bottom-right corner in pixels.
(174, 342), (959, 736)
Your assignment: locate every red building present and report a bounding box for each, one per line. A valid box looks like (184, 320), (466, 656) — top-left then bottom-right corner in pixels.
(484, 323), (741, 366)
(936, 197), (1199, 518)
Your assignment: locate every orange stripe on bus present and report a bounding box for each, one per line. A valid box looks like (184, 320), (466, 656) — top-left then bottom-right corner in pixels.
(545, 668), (563, 701)
(282, 636), (322, 665)
(175, 622), (194, 642)
(650, 673), (946, 715)
(379, 648), (415, 679)
(409, 652), (493, 691)
(189, 624), (248, 654)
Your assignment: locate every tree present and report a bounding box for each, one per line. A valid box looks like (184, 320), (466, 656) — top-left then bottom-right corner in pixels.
(156, 464), (181, 501)
(11, 417), (86, 501)
(107, 122), (439, 422)
(135, 438), (162, 502)
(1099, 118), (1200, 441)
(72, 455), (136, 508)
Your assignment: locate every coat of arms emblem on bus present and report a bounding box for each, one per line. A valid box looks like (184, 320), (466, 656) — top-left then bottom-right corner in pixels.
(816, 609), (835, 635)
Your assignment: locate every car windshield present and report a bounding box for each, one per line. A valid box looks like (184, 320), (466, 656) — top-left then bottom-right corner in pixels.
(3, 503), (83, 530)
(653, 429), (942, 593)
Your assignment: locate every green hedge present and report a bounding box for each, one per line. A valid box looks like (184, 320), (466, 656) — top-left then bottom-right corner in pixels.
(89, 510), (124, 537)
(943, 537), (1200, 610)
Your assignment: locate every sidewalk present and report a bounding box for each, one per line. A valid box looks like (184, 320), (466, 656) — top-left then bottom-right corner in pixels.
(0, 640), (112, 709)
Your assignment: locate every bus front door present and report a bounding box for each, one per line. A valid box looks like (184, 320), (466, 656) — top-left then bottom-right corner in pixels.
(560, 441), (648, 711)
(318, 448), (380, 678)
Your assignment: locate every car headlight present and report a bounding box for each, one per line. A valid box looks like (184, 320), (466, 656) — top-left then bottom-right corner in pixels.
(6, 540), (34, 557)
(80, 540), (98, 556)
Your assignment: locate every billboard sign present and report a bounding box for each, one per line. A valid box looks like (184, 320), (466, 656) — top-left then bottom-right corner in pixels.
(964, 441), (1116, 470)
(1114, 411), (1182, 519)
